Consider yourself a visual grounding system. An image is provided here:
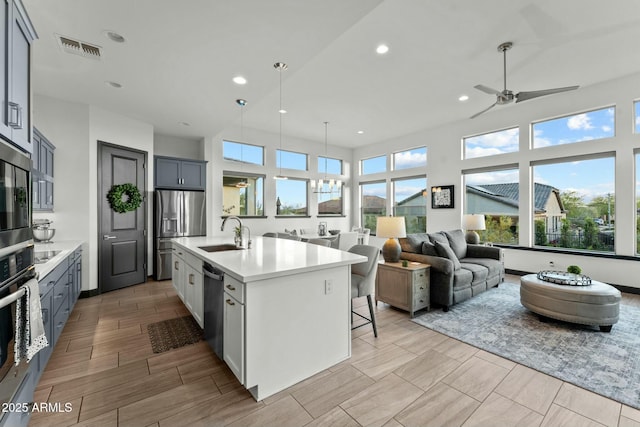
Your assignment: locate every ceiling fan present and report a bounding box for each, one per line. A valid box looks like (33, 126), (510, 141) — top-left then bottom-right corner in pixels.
(470, 42), (579, 119)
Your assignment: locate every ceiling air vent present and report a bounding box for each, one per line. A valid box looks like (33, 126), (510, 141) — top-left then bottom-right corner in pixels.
(56, 34), (102, 60)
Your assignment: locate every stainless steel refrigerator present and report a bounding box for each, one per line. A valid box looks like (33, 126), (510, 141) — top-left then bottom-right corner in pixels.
(153, 190), (206, 280)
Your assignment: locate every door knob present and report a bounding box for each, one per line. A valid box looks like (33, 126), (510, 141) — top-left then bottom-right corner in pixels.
(103, 235), (117, 240)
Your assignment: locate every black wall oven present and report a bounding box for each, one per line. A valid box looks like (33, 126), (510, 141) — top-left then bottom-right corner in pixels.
(0, 141), (32, 248)
(0, 141), (35, 417)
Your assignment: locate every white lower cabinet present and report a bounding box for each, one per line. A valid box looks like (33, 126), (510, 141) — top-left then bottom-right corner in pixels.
(172, 248), (185, 302)
(223, 287), (244, 384)
(184, 253), (203, 328)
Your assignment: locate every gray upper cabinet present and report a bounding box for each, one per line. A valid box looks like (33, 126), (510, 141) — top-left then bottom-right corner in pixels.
(0, 0), (36, 154)
(154, 156), (207, 190)
(32, 127), (55, 211)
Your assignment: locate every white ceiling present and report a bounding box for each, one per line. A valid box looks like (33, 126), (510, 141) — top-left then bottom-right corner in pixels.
(23, 0), (640, 148)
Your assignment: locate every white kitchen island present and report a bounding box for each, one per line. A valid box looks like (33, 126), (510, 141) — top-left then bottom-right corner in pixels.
(171, 236), (367, 401)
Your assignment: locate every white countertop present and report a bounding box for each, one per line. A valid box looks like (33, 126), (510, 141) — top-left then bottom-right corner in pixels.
(172, 236), (366, 282)
(34, 240), (84, 279)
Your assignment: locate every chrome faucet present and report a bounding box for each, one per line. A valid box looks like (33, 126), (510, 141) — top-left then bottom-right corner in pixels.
(221, 216), (251, 248)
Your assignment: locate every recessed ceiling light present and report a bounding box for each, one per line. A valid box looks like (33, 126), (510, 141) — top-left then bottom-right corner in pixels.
(105, 81), (122, 88)
(376, 44), (389, 54)
(179, 121), (190, 126)
(458, 95), (469, 102)
(357, 130), (364, 134)
(103, 30), (125, 43)
(233, 76), (247, 85)
(278, 109), (287, 114)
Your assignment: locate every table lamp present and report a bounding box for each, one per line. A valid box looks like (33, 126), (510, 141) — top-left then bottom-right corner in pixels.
(463, 214), (486, 244)
(376, 216), (407, 262)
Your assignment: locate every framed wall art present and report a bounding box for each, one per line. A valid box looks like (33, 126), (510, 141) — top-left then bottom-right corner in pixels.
(431, 185), (454, 209)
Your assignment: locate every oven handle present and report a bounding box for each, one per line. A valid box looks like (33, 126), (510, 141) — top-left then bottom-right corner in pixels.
(0, 286), (26, 309)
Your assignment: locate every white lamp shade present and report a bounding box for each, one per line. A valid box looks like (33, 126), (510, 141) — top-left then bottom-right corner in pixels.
(463, 214), (486, 231)
(376, 216), (407, 238)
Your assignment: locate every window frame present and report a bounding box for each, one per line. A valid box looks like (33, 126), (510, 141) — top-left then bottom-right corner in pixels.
(463, 126), (519, 160)
(360, 180), (387, 235)
(531, 106), (616, 150)
(317, 156), (343, 175)
(221, 170), (266, 218)
(392, 146), (427, 171)
(317, 182), (344, 217)
(274, 177), (310, 217)
(392, 175), (427, 234)
(276, 148), (308, 171)
(222, 140), (265, 165)
(360, 155), (387, 175)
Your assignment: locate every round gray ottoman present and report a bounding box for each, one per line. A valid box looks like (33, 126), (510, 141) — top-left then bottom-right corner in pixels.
(520, 274), (621, 332)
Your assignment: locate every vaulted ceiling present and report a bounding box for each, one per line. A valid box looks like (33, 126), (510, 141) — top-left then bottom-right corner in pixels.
(23, 0), (640, 148)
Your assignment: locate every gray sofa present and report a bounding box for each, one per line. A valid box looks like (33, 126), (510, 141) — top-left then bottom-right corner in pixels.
(399, 229), (504, 311)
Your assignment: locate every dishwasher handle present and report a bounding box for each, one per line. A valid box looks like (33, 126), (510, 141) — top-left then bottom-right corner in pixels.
(203, 265), (224, 281)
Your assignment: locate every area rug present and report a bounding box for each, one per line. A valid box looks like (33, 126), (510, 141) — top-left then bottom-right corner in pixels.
(147, 316), (203, 354)
(412, 282), (640, 410)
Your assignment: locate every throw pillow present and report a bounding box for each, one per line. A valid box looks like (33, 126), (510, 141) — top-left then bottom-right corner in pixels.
(400, 233), (430, 253)
(428, 232), (449, 246)
(435, 240), (461, 270)
(445, 229), (468, 259)
(422, 241), (438, 256)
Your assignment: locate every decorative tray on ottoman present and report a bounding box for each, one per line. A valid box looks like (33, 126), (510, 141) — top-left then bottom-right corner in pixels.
(536, 270), (592, 286)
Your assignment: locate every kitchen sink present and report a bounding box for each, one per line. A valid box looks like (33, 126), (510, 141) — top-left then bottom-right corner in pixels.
(34, 250), (62, 264)
(198, 244), (244, 252)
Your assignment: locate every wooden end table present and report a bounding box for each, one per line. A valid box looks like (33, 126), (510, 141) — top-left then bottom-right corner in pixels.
(375, 261), (430, 317)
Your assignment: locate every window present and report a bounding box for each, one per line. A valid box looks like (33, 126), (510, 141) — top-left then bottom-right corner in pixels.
(276, 149), (307, 171)
(393, 147), (427, 170)
(361, 155), (386, 175)
(464, 168), (519, 244)
(222, 172), (264, 216)
(223, 140), (264, 165)
(360, 181), (386, 234)
(317, 156), (342, 175)
(464, 127), (519, 159)
(393, 177), (426, 233)
(532, 107), (615, 149)
(317, 183), (343, 216)
(275, 178), (308, 216)
(533, 156), (614, 252)
(635, 101), (640, 134)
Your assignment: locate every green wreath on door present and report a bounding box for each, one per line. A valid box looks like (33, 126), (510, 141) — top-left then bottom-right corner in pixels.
(107, 183), (143, 213)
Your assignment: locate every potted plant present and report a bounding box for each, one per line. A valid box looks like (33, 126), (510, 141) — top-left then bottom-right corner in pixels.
(567, 265), (582, 275)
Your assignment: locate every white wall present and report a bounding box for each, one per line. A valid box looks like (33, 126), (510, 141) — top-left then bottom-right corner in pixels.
(33, 95), (154, 292)
(33, 95), (91, 289)
(154, 134), (203, 160)
(205, 126), (353, 239)
(353, 71), (640, 289)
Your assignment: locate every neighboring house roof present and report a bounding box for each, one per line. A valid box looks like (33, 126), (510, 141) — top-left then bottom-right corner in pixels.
(318, 198), (342, 213)
(362, 195), (386, 210)
(396, 189), (427, 206)
(467, 183), (564, 214)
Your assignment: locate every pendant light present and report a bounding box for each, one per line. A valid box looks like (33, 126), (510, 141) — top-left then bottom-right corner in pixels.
(235, 98), (249, 188)
(311, 121), (341, 193)
(273, 62), (288, 180)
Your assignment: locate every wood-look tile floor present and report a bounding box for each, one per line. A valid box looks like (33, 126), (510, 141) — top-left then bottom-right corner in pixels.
(29, 275), (640, 427)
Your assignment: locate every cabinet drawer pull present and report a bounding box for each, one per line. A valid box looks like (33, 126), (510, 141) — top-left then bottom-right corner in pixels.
(189, 273), (195, 285)
(48, 281), (55, 287)
(57, 322), (64, 329)
(419, 286), (425, 290)
(55, 293), (64, 299)
(226, 298), (235, 306)
(226, 285), (236, 291)
(174, 261), (179, 270)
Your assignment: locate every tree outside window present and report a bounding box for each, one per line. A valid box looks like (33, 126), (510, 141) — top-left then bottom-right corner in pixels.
(360, 181), (386, 234)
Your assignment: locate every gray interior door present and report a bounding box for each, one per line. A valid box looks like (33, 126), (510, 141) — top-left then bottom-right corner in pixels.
(98, 142), (147, 293)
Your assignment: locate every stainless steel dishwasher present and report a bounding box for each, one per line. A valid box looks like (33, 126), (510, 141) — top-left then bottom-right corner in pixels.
(203, 263), (224, 359)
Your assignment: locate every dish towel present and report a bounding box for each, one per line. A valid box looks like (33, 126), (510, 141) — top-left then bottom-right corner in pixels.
(14, 278), (49, 365)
